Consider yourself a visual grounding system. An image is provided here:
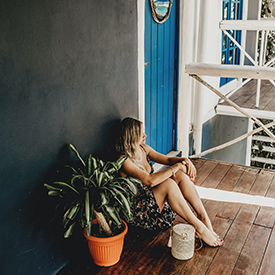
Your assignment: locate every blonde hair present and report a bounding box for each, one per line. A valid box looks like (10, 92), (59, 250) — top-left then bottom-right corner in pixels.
(116, 117), (145, 170)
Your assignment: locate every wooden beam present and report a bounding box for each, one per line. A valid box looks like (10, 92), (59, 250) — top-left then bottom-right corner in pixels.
(220, 20), (275, 31)
(185, 63), (275, 80)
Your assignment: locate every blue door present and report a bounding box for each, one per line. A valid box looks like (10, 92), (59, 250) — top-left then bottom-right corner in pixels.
(144, 0), (179, 154)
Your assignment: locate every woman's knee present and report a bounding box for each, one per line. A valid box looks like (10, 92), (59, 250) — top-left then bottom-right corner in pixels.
(174, 170), (190, 184)
(153, 178), (178, 194)
(153, 179), (178, 210)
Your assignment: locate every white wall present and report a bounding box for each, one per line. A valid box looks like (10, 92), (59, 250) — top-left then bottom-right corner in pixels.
(195, 0), (222, 118)
(245, 0), (261, 65)
(192, 0), (222, 153)
(177, 0), (198, 155)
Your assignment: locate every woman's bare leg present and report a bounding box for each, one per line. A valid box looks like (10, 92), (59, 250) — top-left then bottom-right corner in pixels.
(152, 179), (223, 247)
(173, 171), (218, 237)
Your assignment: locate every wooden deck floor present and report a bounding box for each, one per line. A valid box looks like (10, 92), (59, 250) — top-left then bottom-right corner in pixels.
(220, 79), (275, 112)
(57, 159), (275, 275)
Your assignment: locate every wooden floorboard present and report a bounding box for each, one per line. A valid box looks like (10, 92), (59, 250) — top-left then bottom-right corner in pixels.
(258, 226), (275, 275)
(232, 224), (271, 275)
(255, 176), (275, 229)
(200, 162), (231, 189)
(219, 79), (275, 113)
(56, 159), (275, 275)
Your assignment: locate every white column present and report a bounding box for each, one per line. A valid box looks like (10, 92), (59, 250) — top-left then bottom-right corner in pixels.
(177, 0), (198, 156)
(192, 0), (222, 155)
(239, 0), (249, 85)
(246, 119), (253, 166)
(137, 0), (145, 122)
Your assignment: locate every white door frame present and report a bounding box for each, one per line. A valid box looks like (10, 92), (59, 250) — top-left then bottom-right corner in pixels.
(137, 0), (145, 123)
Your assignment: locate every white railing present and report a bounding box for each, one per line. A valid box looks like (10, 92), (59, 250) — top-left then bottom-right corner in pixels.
(251, 131), (275, 166)
(220, 19), (275, 107)
(186, 16), (275, 161)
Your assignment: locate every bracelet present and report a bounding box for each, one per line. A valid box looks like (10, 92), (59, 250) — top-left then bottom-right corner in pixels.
(170, 166), (175, 177)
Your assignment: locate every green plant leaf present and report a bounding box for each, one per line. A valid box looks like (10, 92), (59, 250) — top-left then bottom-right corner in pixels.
(67, 204), (80, 220)
(64, 222), (75, 238)
(63, 207), (71, 228)
(108, 183), (126, 193)
(48, 190), (61, 196)
(63, 205), (78, 228)
(105, 164), (117, 174)
(64, 165), (78, 175)
(114, 177), (139, 194)
(88, 177), (97, 188)
(99, 159), (104, 168)
(53, 181), (80, 195)
(103, 171), (111, 180)
(85, 220), (92, 238)
(44, 184), (61, 191)
(69, 144), (86, 167)
(116, 156), (127, 168)
(71, 174), (85, 186)
(120, 204), (132, 221)
(102, 205), (121, 226)
(114, 188), (131, 218)
(101, 187), (117, 199)
(80, 204), (85, 228)
(85, 190), (90, 225)
(98, 172), (104, 187)
(92, 157), (98, 170)
(100, 193), (109, 206)
(95, 169), (99, 184)
(85, 201), (94, 237)
(87, 154), (92, 176)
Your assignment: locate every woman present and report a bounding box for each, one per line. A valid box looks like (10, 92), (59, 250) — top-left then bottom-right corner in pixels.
(116, 117), (223, 247)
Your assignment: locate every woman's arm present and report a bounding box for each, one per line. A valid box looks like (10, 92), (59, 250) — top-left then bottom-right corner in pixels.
(142, 144), (197, 181)
(121, 157), (187, 188)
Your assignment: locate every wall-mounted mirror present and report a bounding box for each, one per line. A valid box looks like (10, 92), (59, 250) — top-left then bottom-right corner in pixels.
(149, 0), (173, 24)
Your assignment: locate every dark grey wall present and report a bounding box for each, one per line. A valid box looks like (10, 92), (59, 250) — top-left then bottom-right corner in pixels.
(202, 115), (249, 165)
(0, 0), (138, 274)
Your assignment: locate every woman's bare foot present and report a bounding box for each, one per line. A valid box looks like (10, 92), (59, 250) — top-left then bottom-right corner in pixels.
(196, 224), (223, 247)
(198, 214), (220, 239)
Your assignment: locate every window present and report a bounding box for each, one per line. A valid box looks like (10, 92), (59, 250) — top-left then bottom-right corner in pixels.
(220, 0), (243, 86)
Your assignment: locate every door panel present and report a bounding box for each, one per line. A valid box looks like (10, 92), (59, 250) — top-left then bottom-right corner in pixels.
(144, 0), (178, 154)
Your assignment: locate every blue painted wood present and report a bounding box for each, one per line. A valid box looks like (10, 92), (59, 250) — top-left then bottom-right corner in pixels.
(145, 3), (151, 146)
(168, 3), (176, 153)
(144, 0), (178, 154)
(151, 17), (158, 151)
(220, 0), (243, 86)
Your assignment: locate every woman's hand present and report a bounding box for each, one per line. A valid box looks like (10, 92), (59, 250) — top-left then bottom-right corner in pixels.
(184, 158), (196, 182)
(175, 162), (187, 174)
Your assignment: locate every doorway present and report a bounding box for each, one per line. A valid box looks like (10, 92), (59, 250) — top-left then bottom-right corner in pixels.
(144, 0), (179, 154)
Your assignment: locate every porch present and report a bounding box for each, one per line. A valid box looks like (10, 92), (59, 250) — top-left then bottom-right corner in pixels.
(217, 79), (275, 118)
(57, 158), (275, 275)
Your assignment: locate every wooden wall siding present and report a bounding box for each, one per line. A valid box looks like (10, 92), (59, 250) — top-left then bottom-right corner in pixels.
(57, 159), (275, 275)
(144, 0), (178, 154)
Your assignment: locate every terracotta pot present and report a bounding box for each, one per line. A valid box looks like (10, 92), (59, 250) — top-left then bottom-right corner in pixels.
(84, 220), (128, 267)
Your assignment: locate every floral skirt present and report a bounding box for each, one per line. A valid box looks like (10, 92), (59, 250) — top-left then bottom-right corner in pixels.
(129, 182), (176, 230)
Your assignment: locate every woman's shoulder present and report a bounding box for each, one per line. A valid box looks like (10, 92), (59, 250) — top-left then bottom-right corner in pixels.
(141, 143), (153, 152)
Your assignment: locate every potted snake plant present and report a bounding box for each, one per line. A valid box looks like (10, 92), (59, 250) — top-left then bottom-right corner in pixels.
(44, 144), (140, 266)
